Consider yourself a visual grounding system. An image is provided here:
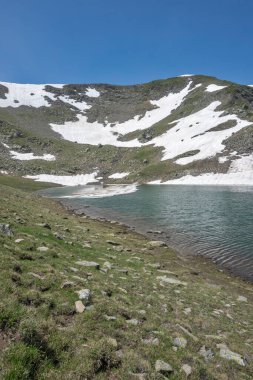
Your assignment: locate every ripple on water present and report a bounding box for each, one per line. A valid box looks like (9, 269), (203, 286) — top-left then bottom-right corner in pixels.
(41, 184), (253, 282)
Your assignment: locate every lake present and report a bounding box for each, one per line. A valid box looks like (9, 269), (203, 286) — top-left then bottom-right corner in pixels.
(41, 184), (253, 282)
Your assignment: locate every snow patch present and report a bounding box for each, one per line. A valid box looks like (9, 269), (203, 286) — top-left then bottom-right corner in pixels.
(150, 154), (253, 186)
(205, 84), (227, 92)
(152, 101), (251, 164)
(179, 74), (194, 77)
(50, 81), (196, 146)
(85, 87), (100, 98)
(24, 172), (99, 186)
(2, 142), (55, 161)
(0, 170), (8, 174)
(0, 82), (58, 108)
(52, 184), (138, 198)
(108, 172), (130, 179)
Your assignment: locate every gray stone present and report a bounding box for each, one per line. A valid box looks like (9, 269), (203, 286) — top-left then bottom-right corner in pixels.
(217, 344), (245, 366)
(155, 360), (173, 375)
(77, 288), (91, 304)
(148, 240), (167, 248)
(76, 260), (100, 269)
(0, 224), (13, 236)
(199, 345), (214, 362)
(173, 336), (187, 348)
(181, 364), (192, 377)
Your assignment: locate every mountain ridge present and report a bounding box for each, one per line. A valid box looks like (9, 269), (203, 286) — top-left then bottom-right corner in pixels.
(0, 75), (253, 186)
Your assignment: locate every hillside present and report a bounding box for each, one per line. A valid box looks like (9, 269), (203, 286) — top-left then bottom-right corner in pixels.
(0, 181), (253, 379)
(0, 75), (253, 186)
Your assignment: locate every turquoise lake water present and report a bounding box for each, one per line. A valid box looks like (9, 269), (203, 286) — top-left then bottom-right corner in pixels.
(41, 185), (253, 281)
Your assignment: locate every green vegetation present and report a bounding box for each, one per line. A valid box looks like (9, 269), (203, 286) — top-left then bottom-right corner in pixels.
(0, 181), (252, 379)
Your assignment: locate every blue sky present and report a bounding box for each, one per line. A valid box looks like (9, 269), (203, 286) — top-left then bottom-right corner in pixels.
(0, 0), (252, 85)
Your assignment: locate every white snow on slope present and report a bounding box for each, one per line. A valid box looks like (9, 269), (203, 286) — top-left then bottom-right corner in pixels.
(85, 87), (100, 98)
(0, 82), (59, 108)
(108, 172), (129, 179)
(52, 184), (138, 198)
(2, 142), (55, 161)
(248, 85), (253, 87)
(51, 81), (196, 146)
(25, 172), (99, 186)
(205, 84), (227, 92)
(152, 101), (251, 164)
(179, 74), (194, 77)
(149, 154), (253, 186)
(58, 96), (90, 111)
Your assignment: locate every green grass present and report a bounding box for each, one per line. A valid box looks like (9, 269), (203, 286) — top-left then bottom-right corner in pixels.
(0, 182), (253, 379)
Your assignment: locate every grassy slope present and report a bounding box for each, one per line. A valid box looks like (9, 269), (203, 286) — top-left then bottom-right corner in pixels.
(0, 180), (253, 379)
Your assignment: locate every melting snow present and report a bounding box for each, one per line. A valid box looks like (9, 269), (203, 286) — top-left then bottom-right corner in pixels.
(49, 184), (138, 198)
(150, 154), (253, 186)
(205, 84), (227, 92)
(51, 81), (196, 146)
(85, 87), (100, 98)
(0, 82), (59, 108)
(24, 172), (99, 186)
(152, 101), (251, 164)
(108, 172), (130, 179)
(2, 142), (55, 161)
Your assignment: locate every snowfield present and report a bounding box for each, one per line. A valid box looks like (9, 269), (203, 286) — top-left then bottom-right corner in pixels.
(24, 172), (99, 186)
(108, 172), (130, 179)
(2, 143), (55, 161)
(149, 154), (253, 186)
(0, 82), (59, 108)
(51, 81), (198, 147)
(205, 84), (227, 92)
(85, 87), (100, 98)
(152, 101), (251, 164)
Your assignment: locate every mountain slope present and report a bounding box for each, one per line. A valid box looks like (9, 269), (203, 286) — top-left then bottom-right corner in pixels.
(0, 75), (253, 185)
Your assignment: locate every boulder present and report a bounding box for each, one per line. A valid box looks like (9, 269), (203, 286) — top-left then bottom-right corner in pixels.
(76, 261), (100, 269)
(75, 300), (85, 313)
(0, 224), (13, 236)
(155, 360), (173, 375)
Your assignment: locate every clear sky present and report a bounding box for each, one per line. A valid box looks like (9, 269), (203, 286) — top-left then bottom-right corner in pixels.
(1, 0), (252, 85)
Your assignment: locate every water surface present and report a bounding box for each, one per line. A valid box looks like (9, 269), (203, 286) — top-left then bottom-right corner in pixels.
(41, 185), (253, 281)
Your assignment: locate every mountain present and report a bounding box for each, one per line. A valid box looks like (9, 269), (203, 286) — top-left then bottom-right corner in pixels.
(0, 75), (253, 185)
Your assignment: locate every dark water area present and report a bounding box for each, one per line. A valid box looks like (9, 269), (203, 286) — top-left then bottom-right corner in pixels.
(41, 184), (253, 282)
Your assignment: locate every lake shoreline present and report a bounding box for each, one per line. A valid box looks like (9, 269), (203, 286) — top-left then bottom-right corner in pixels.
(56, 196), (253, 285)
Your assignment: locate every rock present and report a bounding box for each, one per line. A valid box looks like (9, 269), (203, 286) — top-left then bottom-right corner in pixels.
(37, 246), (49, 252)
(54, 232), (63, 240)
(176, 324), (198, 342)
(61, 281), (75, 289)
(126, 319), (140, 325)
(37, 223), (51, 229)
(148, 240), (167, 248)
(199, 345), (214, 362)
(142, 337), (159, 346)
(105, 315), (117, 321)
(183, 307), (192, 315)
(181, 364), (192, 377)
(15, 238), (24, 243)
(75, 300), (85, 313)
(76, 261), (100, 269)
(237, 295), (247, 302)
(157, 276), (187, 286)
(173, 336), (187, 348)
(217, 344), (245, 366)
(107, 337), (118, 348)
(148, 263), (161, 269)
(77, 289), (91, 304)
(0, 224), (13, 236)
(103, 261), (113, 270)
(106, 240), (120, 246)
(155, 360), (173, 375)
